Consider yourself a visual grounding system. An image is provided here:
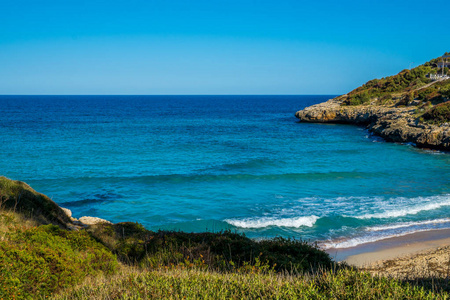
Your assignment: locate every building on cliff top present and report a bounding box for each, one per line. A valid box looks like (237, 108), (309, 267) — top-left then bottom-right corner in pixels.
(437, 55), (450, 68)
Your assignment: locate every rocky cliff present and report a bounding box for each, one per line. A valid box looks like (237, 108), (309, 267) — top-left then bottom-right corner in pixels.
(296, 98), (450, 150)
(296, 52), (450, 150)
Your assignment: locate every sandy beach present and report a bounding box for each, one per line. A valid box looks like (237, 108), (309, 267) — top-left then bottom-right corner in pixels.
(326, 228), (450, 279)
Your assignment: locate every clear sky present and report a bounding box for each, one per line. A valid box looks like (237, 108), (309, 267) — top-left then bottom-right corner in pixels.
(1, 0), (449, 95)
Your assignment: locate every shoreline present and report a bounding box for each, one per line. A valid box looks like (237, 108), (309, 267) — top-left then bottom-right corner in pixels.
(325, 228), (450, 267)
(295, 97), (450, 151)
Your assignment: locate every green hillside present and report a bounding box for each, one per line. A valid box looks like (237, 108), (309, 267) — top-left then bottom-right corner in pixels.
(342, 52), (450, 110)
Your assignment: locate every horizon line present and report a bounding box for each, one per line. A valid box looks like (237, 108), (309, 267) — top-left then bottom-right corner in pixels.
(0, 94), (340, 96)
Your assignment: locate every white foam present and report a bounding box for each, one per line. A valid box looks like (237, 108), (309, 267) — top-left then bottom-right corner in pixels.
(354, 196), (450, 219)
(322, 228), (448, 249)
(225, 215), (319, 229)
(366, 218), (450, 232)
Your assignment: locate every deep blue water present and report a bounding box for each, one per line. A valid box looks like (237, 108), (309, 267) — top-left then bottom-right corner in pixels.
(1, 95), (450, 248)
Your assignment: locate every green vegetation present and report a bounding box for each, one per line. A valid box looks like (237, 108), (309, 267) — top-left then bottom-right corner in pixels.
(346, 91), (371, 106)
(0, 176), (71, 228)
(54, 268), (447, 300)
(88, 222), (332, 272)
(343, 66), (433, 106)
(1, 177), (449, 299)
(422, 101), (450, 124)
(341, 53), (450, 110)
(0, 212), (117, 299)
(337, 52), (450, 126)
(415, 79), (450, 103)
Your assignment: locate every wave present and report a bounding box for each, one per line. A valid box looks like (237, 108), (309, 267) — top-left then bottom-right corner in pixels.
(195, 158), (278, 173)
(60, 198), (109, 207)
(321, 227), (450, 249)
(30, 170), (374, 185)
(354, 195), (450, 219)
(225, 215), (319, 229)
(366, 218), (450, 232)
(60, 192), (122, 207)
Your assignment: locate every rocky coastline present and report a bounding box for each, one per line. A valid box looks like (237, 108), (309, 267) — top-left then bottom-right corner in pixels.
(296, 98), (450, 151)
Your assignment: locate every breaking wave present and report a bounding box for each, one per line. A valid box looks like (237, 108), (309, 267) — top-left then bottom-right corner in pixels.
(321, 227), (448, 249)
(354, 195), (450, 219)
(366, 218), (450, 232)
(225, 215), (319, 229)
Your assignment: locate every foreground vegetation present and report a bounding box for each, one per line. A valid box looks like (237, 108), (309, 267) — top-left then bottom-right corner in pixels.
(54, 267), (447, 300)
(1, 176), (449, 299)
(0, 220), (117, 299)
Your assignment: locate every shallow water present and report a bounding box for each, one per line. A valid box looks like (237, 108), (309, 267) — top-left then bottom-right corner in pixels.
(1, 95), (449, 248)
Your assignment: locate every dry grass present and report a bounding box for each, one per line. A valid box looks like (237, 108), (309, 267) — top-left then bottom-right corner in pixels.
(52, 265), (449, 300)
(0, 209), (39, 240)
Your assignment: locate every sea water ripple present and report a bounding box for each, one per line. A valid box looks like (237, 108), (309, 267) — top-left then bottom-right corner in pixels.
(0, 95), (449, 248)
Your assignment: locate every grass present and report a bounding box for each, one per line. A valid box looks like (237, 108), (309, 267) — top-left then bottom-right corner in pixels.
(52, 266), (449, 299)
(0, 176), (71, 228)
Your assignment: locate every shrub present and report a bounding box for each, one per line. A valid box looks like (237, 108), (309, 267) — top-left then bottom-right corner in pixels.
(0, 224), (118, 299)
(88, 223), (333, 272)
(422, 102), (450, 124)
(396, 92), (415, 107)
(345, 92), (371, 106)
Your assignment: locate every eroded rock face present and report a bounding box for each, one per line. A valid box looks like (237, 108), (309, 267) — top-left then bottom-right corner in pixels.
(296, 99), (450, 150)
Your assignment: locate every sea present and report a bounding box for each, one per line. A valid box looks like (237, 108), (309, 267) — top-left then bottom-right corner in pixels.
(1, 95), (450, 249)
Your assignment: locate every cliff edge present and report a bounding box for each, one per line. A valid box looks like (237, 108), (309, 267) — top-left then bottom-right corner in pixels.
(296, 53), (450, 150)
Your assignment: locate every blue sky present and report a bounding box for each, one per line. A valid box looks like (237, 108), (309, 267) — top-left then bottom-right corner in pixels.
(1, 0), (449, 95)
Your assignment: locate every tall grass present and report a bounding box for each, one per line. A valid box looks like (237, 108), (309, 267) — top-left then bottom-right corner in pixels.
(53, 266), (448, 300)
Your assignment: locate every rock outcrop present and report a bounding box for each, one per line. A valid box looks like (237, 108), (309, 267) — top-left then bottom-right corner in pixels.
(296, 98), (450, 150)
(78, 216), (112, 225)
(0, 176), (113, 229)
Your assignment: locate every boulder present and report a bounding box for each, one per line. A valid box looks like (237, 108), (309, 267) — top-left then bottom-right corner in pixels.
(79, 216), (112, 225)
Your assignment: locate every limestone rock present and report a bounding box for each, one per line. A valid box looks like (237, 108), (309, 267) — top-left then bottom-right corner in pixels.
(296, 99), (450, 151)
(79, 216), (112, 225)
(60, 207), (72, 218)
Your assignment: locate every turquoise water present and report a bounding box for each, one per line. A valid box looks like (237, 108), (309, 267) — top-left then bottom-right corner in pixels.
(1, 95), (450, 248)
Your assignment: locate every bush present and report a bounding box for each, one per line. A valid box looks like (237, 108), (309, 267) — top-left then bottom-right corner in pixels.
(422, 102), (450, 124)
(88, 223), (333, 273)
(396, 92), (415, 107)
(0, 224), (118, 298)
(345, 92), (371, 106)
(340, 58), (443, 106)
